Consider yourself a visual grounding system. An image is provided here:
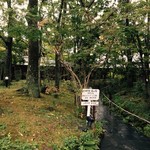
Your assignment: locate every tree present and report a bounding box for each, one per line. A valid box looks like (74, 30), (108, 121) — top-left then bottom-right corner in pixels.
(0, 0), (13, 82)
(97, 0), (149, 98)
(40, 0), (115, 105)
(26, 0), (40, 98)
(0, 0), (28, 81)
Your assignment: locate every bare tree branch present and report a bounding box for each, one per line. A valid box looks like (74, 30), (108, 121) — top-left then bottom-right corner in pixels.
(57, 0), (64, 24)
(87, 0), (95, 8)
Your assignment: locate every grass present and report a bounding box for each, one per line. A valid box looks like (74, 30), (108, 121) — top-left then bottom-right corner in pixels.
(0, 80), (85, 149)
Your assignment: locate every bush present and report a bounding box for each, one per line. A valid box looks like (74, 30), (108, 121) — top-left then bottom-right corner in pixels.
(62, 136), (79, 150)
(132, 81), (145, 97)
(61, 132), (99, 150)
(60, 121), (103, 150)
(144, 125), (150, 137)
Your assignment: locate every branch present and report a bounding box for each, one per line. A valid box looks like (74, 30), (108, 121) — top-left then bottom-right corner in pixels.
(57, 0), (64, 24)
(79, 0), (95, 8)
(87, 0), (95, 8)
(84, 67), (95, 88)
(60, 60), (82, 89)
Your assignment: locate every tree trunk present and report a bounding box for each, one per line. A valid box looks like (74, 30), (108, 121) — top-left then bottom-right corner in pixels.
(125, 1), (134, 87)
(3, 0), (13, 82)
(4, 37), (13, 80)
(54, 0), (64, 90)
(26, 0), (40, 98)
(27, 41), (40, 98)
(55, 52), (60, 90)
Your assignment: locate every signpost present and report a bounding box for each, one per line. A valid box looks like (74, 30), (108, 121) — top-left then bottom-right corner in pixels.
(81, 89), (100, 117)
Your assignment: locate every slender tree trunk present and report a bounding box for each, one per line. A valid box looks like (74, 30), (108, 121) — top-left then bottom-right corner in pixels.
(26, 0), (40, 98)
(5, 37), (12, 80)
(136, 33), (149, 98)
(55, 51), (61, 89)
(125, 1), (134, 87)
(54, 0), (65, 90)
(3, 0), (13, 82)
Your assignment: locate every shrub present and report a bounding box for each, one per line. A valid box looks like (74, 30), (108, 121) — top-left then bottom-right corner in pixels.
(60, 121), (103, 150)
(143, 125), (150, 137)
(61, 136), (79, 150)
(132, 81), (145, 97)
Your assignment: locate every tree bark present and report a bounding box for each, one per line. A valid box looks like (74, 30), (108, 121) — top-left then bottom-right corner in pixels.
(3, 0), (13, 82)
(55, 51), (61, 89)
(54, 0), (65, 90)
(5, 37), (12, 80)
(26, 0), (40, 98)
(125, 0), (134, 87)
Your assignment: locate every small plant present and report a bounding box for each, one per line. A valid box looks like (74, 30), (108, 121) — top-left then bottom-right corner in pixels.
(0, 135), (38, 150)
(93, 121), (104, 137)
(62, 136), (79, 150)
(0, 123), (7, 130)
(60, 133), (99, 150)
(78, 132), (99, 150)
(132, 81), (145, 97)
(143, 125), (150, 137)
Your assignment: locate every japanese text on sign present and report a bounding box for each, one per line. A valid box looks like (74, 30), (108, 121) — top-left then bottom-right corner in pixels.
(82, 89), (100, 100)
(81, 101), (99, 106)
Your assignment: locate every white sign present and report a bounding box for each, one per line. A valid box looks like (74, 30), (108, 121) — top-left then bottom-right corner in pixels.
(81, 89), (100, 116)
(81, 101), (99, 106)
(82, 89), (100, 100)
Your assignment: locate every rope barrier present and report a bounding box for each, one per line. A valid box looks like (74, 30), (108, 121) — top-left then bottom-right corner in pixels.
(102, 93), (150, 125)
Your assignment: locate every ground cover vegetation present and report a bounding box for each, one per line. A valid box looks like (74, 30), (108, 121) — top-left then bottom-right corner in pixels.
(0, 80), (103, 149)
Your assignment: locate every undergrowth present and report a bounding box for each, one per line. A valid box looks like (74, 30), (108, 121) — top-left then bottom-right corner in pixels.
(0, 135), (38, 150)
(53, 121), (103, 150)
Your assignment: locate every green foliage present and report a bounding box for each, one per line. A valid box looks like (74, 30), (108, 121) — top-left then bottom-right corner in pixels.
(0, 135), (38, 150)
(132, 81), (145, 97)
(63, 80), (81, 94)
(0, 50), (6, 61)
(0, 124), (7, 130)
(93, 121), (104, 137)
(143, 125), (150, 137)
(62, 136), (79, 150)
(78, 132), (99, 150)
(61, 131), (99, 150)
(59, 121), (103, 150)
(112, 94), (150, 137)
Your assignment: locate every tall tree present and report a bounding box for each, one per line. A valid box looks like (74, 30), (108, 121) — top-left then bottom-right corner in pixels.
(26, 0), (40, 98)
(0, 0), (13, 82)
(54, 0), (65, 90)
